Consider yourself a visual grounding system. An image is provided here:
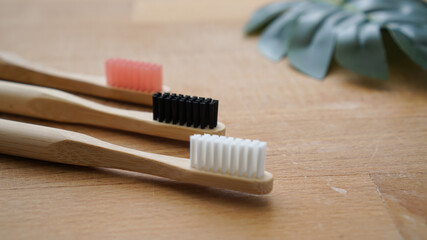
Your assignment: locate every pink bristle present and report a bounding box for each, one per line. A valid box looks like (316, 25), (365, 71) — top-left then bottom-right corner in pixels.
(153, 64), (159, 91)
(139, 62), (146, 91)
(140, 63), (147, 91)
(114, 59), (121, 87)
(126, 60), (132, 89)
(130, 60), (135, 89)
(132, 62), (139, 90)
(136, 62), (143, 91)
(105, 57), (163, 93)
(124, 60), (131, 88)
(143, 63), (151, 92)
(148, 63), (154, 92)
(139, 62), (147, 91)
(115, 59), (122, 88)
(117, 59), (125, 88)
(123, 60), (130, 89)
(127, 61), (133, 90)
(152, 65), (157, 91)
(152, 64), (159, 91)
(130, 63), (136, 90)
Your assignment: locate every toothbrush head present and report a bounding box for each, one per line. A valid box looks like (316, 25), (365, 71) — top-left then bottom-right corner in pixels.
(190, 134), (266, 178)
(187, 134), (273, 194)
(105, 58), (162, 93)
(153, 92), (219, 129)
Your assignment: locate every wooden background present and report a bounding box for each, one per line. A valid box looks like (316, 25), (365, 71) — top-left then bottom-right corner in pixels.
(0, 0), (426, 239)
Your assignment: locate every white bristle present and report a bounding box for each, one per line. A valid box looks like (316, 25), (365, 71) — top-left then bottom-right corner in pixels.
(197, 135), (209, 169)
(190, 134), (267, 179)
(230, 138), (242, 175)
(202, 135), (210, 168)
(205, 135), (217, 171)
(213, 137), (221, 172)
(257, 142), (266, 178)
(190, 134), (201, 168)
(221, 138), (233, 174)
(247, 141), (258, 178)
(238, 139), (251, 177)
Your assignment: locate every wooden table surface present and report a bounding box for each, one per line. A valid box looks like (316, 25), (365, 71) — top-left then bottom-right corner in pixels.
(0, 0), (426, 239)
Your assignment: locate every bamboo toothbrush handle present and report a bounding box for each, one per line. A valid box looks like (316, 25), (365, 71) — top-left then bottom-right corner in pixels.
(0, 51), (162, 105)
(0, 80), (225, 141)
(0, 118), (187, 177)
(0, 119), (273, 194)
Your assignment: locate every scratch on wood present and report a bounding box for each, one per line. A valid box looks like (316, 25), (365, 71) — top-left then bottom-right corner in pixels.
(330, 186), (347, 195)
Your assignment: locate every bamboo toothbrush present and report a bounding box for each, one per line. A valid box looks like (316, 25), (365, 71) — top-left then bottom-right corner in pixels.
(0, 119), (273, 194)
(0, 51), (167, 106)
(0, 80), (225, 141)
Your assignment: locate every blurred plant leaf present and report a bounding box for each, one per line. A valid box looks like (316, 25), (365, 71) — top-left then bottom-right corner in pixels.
(257, 2), (313, 61)
(288, 9), (350, 79)
(370, 11), (427, 25)
(350, 0), (427, 14)
(245, 0), (427, 79)
(245, 2), (295, 34)
(335, 17), (388, 79)
(387, 24), (427, 70)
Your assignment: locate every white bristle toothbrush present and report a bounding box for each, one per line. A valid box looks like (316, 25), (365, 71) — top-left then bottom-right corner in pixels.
(0, 119), (273, 194)
(0, 51), (167, 106)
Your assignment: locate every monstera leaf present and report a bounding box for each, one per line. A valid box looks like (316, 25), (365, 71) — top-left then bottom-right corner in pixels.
(245, 0), (427, 79)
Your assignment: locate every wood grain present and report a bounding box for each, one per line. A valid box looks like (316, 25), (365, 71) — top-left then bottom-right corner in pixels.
(370, 173), (427, 239)
(0, 0), (426, 239)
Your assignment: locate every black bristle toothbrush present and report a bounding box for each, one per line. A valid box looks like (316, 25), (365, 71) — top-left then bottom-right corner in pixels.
(0, 80), (225, 141)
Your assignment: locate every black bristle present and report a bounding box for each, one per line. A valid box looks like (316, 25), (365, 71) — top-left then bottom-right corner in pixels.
(152, 92), (161, 120)
(193, 100), (200, 128)
(158, 94), (165, 122)
(200, 101), (207, 129)
(204, 99), (212, 129)
(209, 100), (218, 129)
(172, 97), (179, 124)
(164, 96), (172, 123)
(186, 99), (193, 126)
(179, 98), (186, 125)
(155, 93), (218, 129)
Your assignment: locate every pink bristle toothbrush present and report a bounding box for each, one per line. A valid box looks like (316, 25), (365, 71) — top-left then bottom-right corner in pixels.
(0, 51), (168, 106)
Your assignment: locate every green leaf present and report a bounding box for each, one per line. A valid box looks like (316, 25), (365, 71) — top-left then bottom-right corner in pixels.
(245, 0), (427, 80)
(348, 0), (426, 12)
(335, 15), (388, 79)
(387, 24), (427, 70)
(257, 2), (315, 61)
(348, 0), (403, 12)
(370, 11), (427, 25)
(244, 2), (295, 35)
(288, 9), (351, 79)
